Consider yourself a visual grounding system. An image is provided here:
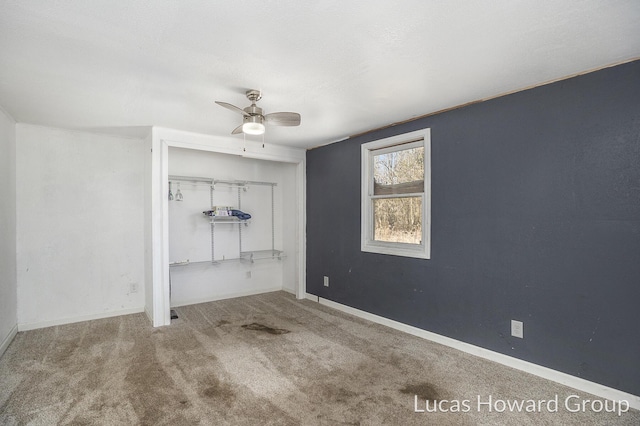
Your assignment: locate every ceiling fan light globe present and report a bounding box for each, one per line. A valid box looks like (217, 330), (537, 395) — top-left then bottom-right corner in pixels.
(242, 122), (265, 135)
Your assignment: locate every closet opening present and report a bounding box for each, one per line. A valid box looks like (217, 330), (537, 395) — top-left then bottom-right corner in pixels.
(167, 147), (298, 308)
(148, 129), (306, 327)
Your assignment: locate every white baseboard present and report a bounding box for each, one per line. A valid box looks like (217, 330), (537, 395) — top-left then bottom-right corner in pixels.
(0, 324), (18, 357)
(144, 306), (153, 323)
(312, 295), (640, 411)
(282, 287), (296, 296)
(305, 292), (319, 302)
(170, 287), (283, 308)
(17, 307), (145, 332)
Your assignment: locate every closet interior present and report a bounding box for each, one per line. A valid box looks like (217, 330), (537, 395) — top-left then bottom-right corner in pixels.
(167, 147), (298, 307)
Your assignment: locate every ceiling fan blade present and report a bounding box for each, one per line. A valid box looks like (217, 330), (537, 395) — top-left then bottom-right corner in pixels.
(231, 124), (243, 134)
(264, 112), (301, 126)
(215, 101), (249, 116)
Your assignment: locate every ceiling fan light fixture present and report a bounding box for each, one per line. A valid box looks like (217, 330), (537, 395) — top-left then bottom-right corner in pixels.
(242, 121), (265, 135)
(242, 115), (265, 135)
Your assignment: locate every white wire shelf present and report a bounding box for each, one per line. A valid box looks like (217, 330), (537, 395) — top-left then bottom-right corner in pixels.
(169, 174), (279, 266)
(208, 216), (251, 225)
(169, 250), (285, 267)
(240, 250), (285, 263)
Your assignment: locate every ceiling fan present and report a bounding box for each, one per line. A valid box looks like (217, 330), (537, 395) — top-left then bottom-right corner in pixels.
(215, 89), (301, 135)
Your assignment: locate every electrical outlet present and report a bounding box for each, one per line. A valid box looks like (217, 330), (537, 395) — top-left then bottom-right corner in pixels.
(511, 320), (523, 338)
(323, 276), (329, 287)
(130, 283), (139, 293)
(246, 271), (252, 279)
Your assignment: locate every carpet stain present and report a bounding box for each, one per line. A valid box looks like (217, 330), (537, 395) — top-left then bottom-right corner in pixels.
(400, 382), (441, 401)
(241, 322), (290, 335)
(326, 386), (357, 403)
(47, 340), (80, 365)
(199, 375), (235, 404)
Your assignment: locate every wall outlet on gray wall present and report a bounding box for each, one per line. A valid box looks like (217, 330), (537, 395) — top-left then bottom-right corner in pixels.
(511, 320), (523, 338)
(323, 276), (329, 287)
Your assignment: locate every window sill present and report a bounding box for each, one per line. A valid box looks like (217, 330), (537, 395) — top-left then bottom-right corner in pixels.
(361, 241), (430, 259)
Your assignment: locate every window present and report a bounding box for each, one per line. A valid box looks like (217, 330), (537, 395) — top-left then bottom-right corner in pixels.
(361, 128), (431, 259)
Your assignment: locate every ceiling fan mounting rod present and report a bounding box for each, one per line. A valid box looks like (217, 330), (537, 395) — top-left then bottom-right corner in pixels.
(244, 89), (263, 116)
(244, 105), (263, 116)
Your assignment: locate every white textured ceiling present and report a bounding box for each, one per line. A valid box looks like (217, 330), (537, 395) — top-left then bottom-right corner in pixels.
(1, 1), (639, 148)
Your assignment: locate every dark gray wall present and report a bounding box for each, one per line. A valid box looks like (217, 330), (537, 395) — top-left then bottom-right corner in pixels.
(306, 60), (640, 395)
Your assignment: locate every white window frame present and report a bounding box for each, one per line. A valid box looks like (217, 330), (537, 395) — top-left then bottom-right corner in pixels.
(361, 128), (431, 259)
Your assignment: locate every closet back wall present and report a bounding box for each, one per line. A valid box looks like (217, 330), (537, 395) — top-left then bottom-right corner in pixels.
(168, 147), (296, 306)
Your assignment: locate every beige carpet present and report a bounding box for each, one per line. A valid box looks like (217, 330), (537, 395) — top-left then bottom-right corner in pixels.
(1, 291), (637, 425)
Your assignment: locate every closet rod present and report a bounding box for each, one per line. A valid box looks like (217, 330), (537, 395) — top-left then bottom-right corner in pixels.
(214, 179), (277, 187)
(168, 176), (277, 187)
(169, 175), (213, 183)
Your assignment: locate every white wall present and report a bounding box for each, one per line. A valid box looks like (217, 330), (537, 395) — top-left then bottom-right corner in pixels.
(281, 163), (298, 294)
(16, 125), (146, 329)
(0, 106), (17, 355)
(143, 130), (154, 322)
(168, 147), (297, 306)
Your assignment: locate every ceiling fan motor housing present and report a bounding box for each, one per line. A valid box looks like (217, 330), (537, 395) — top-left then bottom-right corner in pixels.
(243, 104), (263, 117)
(243, 114), (264, 125)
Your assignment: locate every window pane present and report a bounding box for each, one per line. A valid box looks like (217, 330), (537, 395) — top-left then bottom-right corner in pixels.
(373, 197), (422, 244)
(374, 145), (424, 195)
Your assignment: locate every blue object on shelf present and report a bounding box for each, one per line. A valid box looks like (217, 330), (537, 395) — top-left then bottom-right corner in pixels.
(231, 209), (251, 220)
